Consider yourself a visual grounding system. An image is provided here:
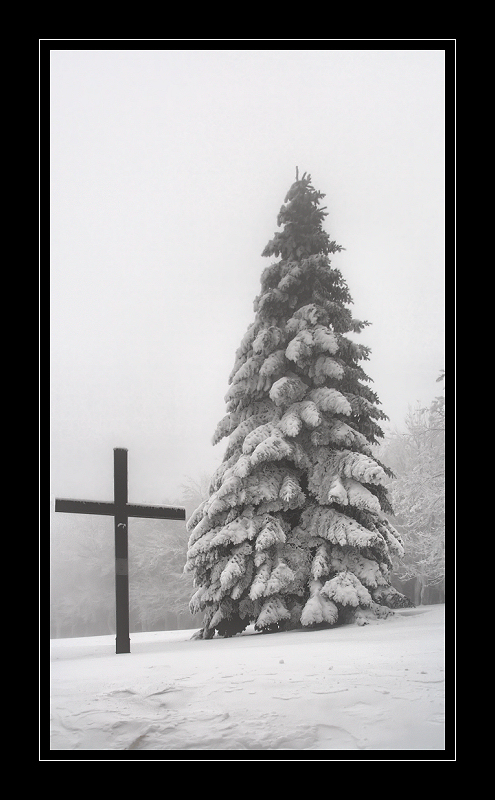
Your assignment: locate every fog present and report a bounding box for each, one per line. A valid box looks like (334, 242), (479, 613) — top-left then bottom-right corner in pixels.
(50, 48), (445, 559)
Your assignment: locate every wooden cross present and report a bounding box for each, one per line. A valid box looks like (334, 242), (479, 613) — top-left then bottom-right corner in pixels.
(55, 448), (186, 654)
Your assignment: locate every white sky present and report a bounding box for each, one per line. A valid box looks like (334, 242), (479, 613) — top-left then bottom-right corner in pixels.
(50, 48), (445, 507)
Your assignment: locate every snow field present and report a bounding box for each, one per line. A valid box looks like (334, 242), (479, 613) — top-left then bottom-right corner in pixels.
(50, 604), (445, 752)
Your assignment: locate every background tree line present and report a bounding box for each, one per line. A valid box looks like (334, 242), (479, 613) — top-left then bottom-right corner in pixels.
(50, 377), (445, 638)
(376, 371), (445, 606)
(50, 477), (210, 638)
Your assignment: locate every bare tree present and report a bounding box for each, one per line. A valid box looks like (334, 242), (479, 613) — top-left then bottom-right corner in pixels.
(381, 376), (445, 604)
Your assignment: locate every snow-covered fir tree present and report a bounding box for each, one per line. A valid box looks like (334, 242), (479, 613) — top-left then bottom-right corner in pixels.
(184, 172), (414, 639)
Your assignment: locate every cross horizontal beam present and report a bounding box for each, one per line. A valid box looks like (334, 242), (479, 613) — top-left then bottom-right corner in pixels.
(54, 498), (185, 520)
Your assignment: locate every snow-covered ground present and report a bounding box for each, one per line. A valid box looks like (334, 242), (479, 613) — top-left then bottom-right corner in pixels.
(50, 604), (445, 753)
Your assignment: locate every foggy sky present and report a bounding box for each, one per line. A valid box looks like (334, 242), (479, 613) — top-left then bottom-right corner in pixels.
(50, 48), (445, 508)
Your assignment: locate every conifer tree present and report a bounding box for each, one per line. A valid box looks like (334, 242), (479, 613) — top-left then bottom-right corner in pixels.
(184, 172), (414, 639)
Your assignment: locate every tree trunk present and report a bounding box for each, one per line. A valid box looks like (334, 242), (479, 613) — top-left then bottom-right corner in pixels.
(414, 576), (428, 605)
(413, 577), (424, 605)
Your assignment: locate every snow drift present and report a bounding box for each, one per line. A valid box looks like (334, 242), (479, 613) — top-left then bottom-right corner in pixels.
(50, 604), (445, 752)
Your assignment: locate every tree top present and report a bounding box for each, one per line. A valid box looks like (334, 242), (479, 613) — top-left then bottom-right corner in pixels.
(262, 172), (343, 262)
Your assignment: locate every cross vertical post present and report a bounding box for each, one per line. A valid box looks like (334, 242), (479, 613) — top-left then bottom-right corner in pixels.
(114, 448), (130, 654)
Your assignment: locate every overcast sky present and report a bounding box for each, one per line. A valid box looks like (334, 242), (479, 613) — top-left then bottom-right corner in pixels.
(50, 48), (445, 508)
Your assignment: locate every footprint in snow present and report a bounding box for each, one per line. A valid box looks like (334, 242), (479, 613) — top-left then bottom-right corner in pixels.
(147, 686), (178, 697)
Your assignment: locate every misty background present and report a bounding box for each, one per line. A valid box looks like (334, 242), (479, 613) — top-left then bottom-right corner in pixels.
(50, 48), (445, 636)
